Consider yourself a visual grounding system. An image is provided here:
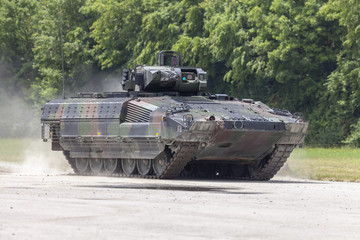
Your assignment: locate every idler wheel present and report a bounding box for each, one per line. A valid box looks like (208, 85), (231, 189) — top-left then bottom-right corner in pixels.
(104, 158), (121, 175)
(89, 158), (103, 174)
(137, 159), (153, 176)
(75, 158), (89, 174)
(122, 159), (137, 175)
(153, 152), (170, 177)
(230, 164), (246, 177)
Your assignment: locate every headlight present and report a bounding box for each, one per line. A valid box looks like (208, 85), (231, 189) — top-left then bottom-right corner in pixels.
(199, 74), (207, 80)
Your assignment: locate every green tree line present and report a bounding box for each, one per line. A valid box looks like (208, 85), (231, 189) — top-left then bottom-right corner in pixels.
(0, 0), (359, 146)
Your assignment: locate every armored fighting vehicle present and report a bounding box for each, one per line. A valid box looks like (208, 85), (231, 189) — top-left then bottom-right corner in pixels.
(41, 50), (308, 180)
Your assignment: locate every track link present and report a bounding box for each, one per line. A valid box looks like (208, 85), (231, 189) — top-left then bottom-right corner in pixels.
(63, 142), (199, 179)
(159, 142), (199, 179)
(63, 151), (79, 174)
(178, 144), (295, 181)
(249, 144), (294, 181)
(63, 144), (294, 181)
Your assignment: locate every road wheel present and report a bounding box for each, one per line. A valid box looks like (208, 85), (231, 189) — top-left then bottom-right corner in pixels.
(137, 159), (153, 176)
(75, 158), (89, 174)
(122, 159), (137, 175)
(104, 158), (121, 175)
(152, 152), (170, 177)
(89, 158), (103, 174)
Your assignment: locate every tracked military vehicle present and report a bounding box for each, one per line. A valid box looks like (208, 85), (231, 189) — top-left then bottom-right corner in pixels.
(41, 50), (308, 180)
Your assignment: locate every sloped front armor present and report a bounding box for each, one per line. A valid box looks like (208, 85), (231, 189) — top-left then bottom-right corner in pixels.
(41, 50), (308, 180)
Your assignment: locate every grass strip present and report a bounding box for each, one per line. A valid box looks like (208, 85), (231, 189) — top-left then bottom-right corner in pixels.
(284, 148), (360, 182)
(0, 139), (359, 182)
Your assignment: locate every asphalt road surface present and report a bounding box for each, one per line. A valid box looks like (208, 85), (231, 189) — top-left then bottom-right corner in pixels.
(0, 171), (359, 240)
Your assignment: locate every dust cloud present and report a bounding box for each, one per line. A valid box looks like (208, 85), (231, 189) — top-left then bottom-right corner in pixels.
(19, 140), (71, 175)
(0, 79), (70, 175)
(65, 71), (124, 97)
(276, 149), (312, 180)
(0, 147), (72, 175)
(0, 87), (37, 138)
(276, 163), (301, 178)
(0, 64), (125, 176)
(0, 142), (70, 175)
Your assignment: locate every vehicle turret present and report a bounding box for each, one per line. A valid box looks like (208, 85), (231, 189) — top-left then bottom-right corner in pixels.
(122, 51), (207, 95)
(40, 49), (308, 181)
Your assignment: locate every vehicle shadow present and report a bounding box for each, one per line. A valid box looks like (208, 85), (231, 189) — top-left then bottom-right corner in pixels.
(172, 177), (326, 185)
(77, 184), (265, 195)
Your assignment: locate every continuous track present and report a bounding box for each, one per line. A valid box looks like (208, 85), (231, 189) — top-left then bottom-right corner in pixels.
(63, 143), (294, 181)
(249, 144), (294, 180)
(159, 142), (199, 179)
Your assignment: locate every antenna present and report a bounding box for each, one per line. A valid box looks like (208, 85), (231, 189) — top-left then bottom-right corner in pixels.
(60, 0), (65, 99)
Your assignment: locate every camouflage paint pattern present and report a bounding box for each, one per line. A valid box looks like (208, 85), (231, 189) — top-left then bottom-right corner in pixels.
(41, 94), (307, 162)
(41, 50), (307, 167)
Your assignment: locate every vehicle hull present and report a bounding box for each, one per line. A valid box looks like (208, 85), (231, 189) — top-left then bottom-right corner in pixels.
(41, 95), (308, 180)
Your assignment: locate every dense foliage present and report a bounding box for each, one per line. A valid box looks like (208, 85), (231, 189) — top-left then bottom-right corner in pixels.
(0, 0), (359, 146)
